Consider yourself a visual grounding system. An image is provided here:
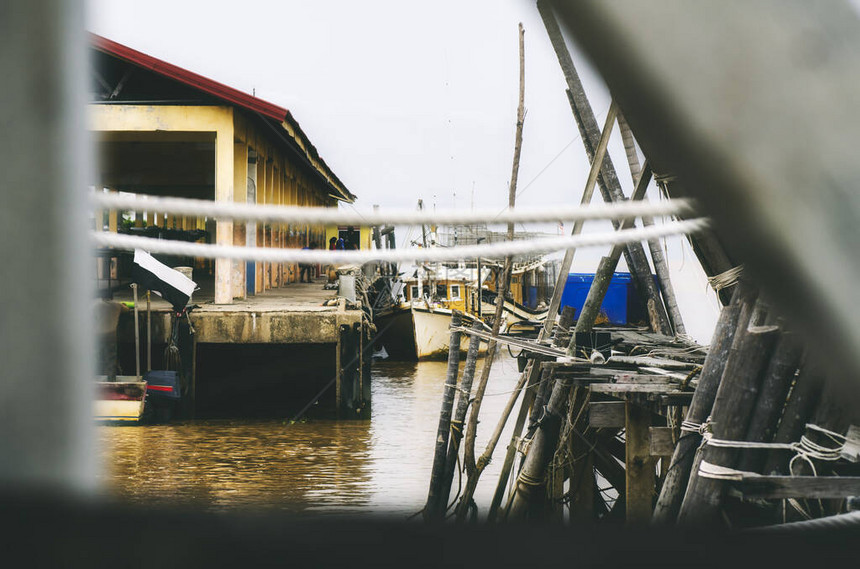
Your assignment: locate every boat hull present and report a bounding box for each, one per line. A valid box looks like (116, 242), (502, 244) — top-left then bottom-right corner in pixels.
(94, 378), (147, 422)
(411, 306), (489, 360)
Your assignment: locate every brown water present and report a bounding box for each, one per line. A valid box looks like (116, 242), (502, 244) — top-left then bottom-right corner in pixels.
(98, 356), (523, 519)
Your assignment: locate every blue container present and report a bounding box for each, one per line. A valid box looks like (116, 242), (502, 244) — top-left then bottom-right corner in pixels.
(560, 272), (646, 325)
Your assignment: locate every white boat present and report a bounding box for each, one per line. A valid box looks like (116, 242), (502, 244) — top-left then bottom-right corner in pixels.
(94, 376), (147, 422)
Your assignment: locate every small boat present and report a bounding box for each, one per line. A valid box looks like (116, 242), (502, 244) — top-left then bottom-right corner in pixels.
(94, 377), (147, 422)
(141, 370), (181, 423)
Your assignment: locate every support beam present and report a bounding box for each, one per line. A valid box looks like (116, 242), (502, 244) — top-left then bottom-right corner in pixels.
(214, 123), (234, 305)
(625, 401), (655, 524)
(232, 142), (248, 300)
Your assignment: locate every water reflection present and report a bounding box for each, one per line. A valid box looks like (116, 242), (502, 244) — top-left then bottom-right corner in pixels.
(100, 356), (523, 518)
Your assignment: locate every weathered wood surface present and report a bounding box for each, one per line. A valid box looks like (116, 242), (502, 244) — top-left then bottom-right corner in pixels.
(607, 356), (700, 370)
(506, 377), (573, 521)
(625, 401), (656, 524)
(677, 324), (781, 525)
(732, 476), (860, 500)
(735, 331), (803, 474)
(652, 282), (756, 524)
(589, 401), (626, 428)
(762, 362), (824, 475)
(590, 384), (681, 395)
(649, 427), (675, 457)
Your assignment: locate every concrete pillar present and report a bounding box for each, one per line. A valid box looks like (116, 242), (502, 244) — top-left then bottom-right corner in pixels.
(0, 0), (95, 493)
(256, 155), (267, 293)
(232, 142), (247, 299)
(214, 122), (234, 304)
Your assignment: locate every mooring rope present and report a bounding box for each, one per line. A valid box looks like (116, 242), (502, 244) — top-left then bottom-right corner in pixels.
(696, 423), (848, 481)
(91, 217), (710, 263)
(90, 191), (697, 226)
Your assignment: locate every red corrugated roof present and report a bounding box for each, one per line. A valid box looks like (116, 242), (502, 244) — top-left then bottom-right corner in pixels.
(91, 33), (288, 122)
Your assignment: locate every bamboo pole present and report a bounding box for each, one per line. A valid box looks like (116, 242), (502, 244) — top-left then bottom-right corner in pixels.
(676, 323), (781, 525)
(652, 280), (757, 523)
(536, 0), (672, 335)
(571, 165), (653, 340)
(483, 99), (618, 520)
(735, 331), (803, 474)
(438, 321), (484, 513)
(506, 376), (573, 520)
(617, 114), (687, 335)
(424, 310), (463, 521)
(454, 23), (526, 523)
(762, 362), (824, 475)
(486, 359), (543, 523)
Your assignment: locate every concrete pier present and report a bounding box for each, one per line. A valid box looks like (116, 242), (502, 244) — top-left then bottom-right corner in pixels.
(105, 277), (371, 419)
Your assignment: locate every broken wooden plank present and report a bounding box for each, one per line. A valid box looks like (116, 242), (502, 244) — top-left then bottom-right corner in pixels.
(608, 355), (699, 370)
(589, 401), (626, 428)
(733, 476), (860, 500)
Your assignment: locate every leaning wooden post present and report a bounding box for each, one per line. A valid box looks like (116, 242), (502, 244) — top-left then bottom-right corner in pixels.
(424, 310), (463, 521)
(438, 321), (484, 512)
(506, 375), (573, 521)
(486, 359), (543, 523)
(676, 323), (781, 526)
(455, 23), (525, 522)
(652, 280), (757, 523)
(570, 164), (654, 341)
(617, 115), (687, 335)
(536, 0), (672, 336)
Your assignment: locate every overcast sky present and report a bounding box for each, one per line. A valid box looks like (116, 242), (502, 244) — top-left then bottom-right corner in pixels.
(87, 0), (722, 341)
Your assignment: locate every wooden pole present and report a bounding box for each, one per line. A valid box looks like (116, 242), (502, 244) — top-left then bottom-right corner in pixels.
(536, 0), (672, 335)
(625, 401), (656, 524)
(570, 164), (653, 339)
(455, 23), (525, 522)
(486, 359), (543, 522)
(438, 321), (484, 513)
(652, 280), (757, 523)
(423, 310), (463, 521)
(762, 361), (824, 475)
(618, 113), (687, 334)
(506, 376), (573, 521)
(735, 330), (803, 474)
(676, 323), (781, 525)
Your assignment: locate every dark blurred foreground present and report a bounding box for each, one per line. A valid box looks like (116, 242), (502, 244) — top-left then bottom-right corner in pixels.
(1, 491), (856, 569)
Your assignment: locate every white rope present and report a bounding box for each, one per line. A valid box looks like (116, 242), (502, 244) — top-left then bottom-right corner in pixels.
(707, 265), (744, 292)
(698, 460), (752, 481)
(91, 217), (710, 264)
(90, 191), (697, 226)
